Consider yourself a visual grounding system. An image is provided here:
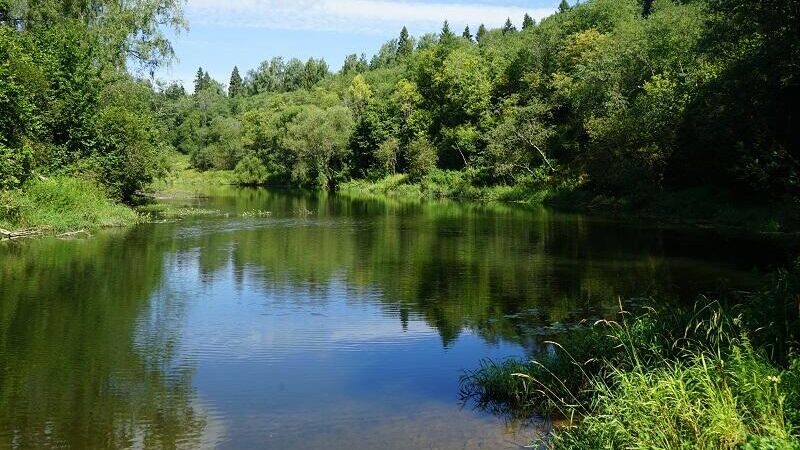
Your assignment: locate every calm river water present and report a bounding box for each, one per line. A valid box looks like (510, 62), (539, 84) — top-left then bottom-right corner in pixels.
(0, 188), (791, 449)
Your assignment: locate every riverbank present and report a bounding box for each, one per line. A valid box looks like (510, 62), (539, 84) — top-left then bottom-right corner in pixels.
(460, 264), (800, 449)
(340, 172), (800, 235)
(0, 176), (140, 239)
(0, 155), (235, 239)
(3, 154), (796, 239)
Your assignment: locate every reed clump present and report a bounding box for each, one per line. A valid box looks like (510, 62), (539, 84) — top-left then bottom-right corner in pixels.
(461, 263), (800, 449)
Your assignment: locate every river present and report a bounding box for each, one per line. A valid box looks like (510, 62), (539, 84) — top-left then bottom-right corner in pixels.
(0, 187), (791, 449)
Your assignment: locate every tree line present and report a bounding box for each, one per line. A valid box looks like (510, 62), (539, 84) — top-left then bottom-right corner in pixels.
(2, 0), (798, 206)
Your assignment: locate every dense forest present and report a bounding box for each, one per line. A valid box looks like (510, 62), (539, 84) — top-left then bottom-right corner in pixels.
(1, 0), (799, 223)
(2, 1), (800, 448)
(161, 0), (799, 205)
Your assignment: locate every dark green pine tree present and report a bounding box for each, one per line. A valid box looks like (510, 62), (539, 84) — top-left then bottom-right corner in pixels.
(229, 66), (242, 97)
(441, 20), (454, 40)
(397, 26), (413, 56)
(476, 24), (487, 42)
(522, 13), (535, 30)
(194, 67), (205, 94)
(558, 0), (570, 13)
(502, 17), (516, 34)
(462, 25), (473, 41)
(642, 0), (653, 17)
(202, 71), (212, 91)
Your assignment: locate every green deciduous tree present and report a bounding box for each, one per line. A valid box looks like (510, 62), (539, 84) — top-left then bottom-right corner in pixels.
(283, 106), (354, 189)
(406, 135), (438, 180)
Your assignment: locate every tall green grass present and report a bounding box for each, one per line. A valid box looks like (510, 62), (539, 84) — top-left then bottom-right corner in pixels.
(340, 169), (563, 202)
(0, 176), (139, 233)
(461, 266), (800, 449)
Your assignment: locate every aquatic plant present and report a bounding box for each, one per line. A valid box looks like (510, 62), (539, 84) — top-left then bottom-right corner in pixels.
(461, 265), (800, 449)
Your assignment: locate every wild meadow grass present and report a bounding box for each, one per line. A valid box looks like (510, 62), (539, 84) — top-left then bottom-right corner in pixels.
(461, 265), (800, 449)
(0, 176), (139, 233)
(148, 152), (233, 198)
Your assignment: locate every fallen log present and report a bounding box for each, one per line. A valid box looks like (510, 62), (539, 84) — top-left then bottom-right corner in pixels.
(0, 228), (43, 240)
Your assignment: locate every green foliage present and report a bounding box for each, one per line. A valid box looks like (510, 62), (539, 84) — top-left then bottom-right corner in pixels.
(551, 345), (796, 450)
(502, 18), (516, 34)
(406, 135), (438, 180)
(229, 65), (242, 97)
(522, 13), (535, 30)
(0, 142), (33, 190)
(397, 26), (413, 57)
(233, 154), (270, 186)
(0, 176), (139, 232)
(147, 0), (800, 215)
(461, 265), (800, 449)
(282, 105), (354, 188)
(0, 0), (184, 215)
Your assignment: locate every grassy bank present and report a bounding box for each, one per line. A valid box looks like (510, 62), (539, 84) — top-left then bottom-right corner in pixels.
(148, 153), (233, 199)
(460, 265), (800, 449)
(0, 176), (140, 236)
(340, 172), (800, 234)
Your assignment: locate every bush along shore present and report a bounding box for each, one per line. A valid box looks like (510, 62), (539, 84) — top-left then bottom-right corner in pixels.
(0, 177), (141, 238)
(460, 262), (800, 449)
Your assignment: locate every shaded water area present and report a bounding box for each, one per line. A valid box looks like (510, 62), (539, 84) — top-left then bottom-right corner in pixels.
(0, 187), (794, 449)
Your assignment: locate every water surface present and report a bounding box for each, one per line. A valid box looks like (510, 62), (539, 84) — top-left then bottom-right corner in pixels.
(0, 188), (790, 449)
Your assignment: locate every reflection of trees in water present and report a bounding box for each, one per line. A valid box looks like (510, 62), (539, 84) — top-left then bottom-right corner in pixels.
(0, 228), (206, 449)
(168, 189), (760, 349)
(0, 189), (773, 448)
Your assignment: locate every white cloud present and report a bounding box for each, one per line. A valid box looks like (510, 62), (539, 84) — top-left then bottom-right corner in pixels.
(187, 0), (553, 34)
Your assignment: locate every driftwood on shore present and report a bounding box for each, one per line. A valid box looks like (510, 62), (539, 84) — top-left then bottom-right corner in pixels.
(1, 228), (92, 240)
(0, 228), (43, 240)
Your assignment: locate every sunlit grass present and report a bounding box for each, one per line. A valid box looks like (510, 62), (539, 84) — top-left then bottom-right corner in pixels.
(149, 152), (234, 198)
(461, 268), (800, 449)
(0, 176), (139, 234)
(137, 203), (227, 220)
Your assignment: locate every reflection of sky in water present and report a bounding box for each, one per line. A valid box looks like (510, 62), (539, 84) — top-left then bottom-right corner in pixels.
(3, 187), (791, 450)
(141, 252), (533, 449)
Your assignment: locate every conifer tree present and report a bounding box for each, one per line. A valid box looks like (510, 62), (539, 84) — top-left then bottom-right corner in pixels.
(397, 26), (413, 56)
(503, 18), (516, 34)
(202, 71), (212, 91)
(229, 66), (242, 97)
(476, 24), (487, 42)
(194, 67), (205, 94)
(522, 13), (535, 30)
(558, 0), (570, 13)
(462, 25), (473, 41)
(441, 20), (454, 40)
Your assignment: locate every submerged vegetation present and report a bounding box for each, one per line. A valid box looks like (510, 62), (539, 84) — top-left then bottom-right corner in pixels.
(461, 264), (800, 448)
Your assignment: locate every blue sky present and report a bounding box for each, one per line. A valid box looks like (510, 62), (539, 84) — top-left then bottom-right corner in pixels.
(158, 0), (561, 89)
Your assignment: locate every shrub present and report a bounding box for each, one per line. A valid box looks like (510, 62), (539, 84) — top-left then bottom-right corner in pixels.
(406, 135), (438, 180)
(93, 106), (164, 201)
(4, 177), (138, 232)
(0, 143), (33, 190)
(234, 155), (270, 185)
